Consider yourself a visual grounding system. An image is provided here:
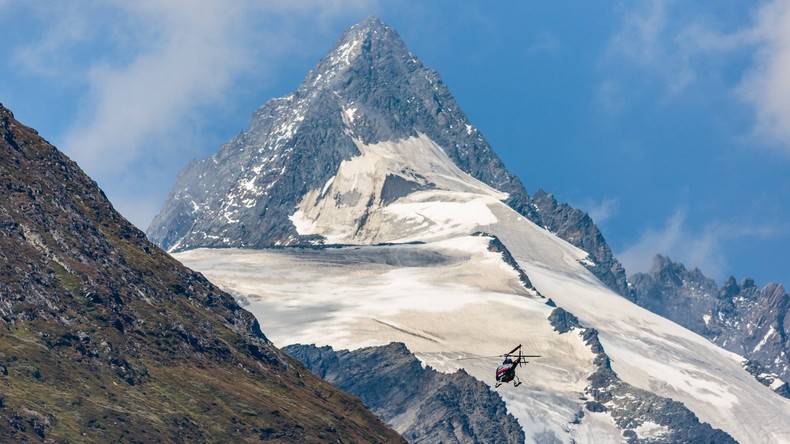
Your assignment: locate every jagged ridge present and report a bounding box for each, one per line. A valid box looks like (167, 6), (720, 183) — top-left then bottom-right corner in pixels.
(630, 255), (790, 392)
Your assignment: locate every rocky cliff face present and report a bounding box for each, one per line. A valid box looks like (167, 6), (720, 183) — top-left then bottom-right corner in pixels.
(630, 255), (790, 392)
(627, 255), (719, 334)
(0, 104), (403, 443)
(531, 190), (629, 297)
(147, 16), (628, 297)
(284, 343), (525, 444)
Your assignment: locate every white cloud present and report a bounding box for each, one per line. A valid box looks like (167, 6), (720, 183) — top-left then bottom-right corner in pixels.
(736, 0), (790, 151)
(574, 197), (619, 225)
(62, 1), (249, 172)
(11, 4), (92, 78)
(607, 0), (790, 152)
(617, 209), (777, 279)
(618, 210), (725, 278)
(11, 0), (374, 228)
(607, 0), (695, 95)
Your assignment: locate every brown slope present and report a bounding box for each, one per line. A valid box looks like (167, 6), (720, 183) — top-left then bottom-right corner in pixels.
(0, 104), (404, 443)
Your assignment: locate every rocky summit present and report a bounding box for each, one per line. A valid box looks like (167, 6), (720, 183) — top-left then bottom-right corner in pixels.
(630, 255), (790, 393)
(0, 104), (403, 443)
(147, 16), (628, 297)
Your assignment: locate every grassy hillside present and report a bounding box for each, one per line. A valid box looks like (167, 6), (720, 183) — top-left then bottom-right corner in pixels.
(0, 103), (404, 443)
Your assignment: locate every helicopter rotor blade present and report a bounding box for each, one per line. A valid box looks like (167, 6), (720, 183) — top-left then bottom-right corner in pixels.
(453, 355), (503, 361)
(452, 346), (540, 361)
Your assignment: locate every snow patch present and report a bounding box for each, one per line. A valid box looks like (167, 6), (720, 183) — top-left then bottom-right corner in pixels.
(635, 421), (669, 440)
(383, 196), (499, 240)
(289, 133), (507, 244)
(334, 38), (361, 66)
(754, 326), (776, 353)
(577, 256), (596, 267)
(321, 176), (336, 197)
(176, 126), (790, 443)
(343, 107), (358, 123)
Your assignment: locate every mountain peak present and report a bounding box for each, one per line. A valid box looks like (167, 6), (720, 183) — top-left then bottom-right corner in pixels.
(334, 16), (399, 51)
(147, 18), (627, 299)
(302, 16), (412, 93)
(650, 254), (676, 272)
(348, 15), (388, 34)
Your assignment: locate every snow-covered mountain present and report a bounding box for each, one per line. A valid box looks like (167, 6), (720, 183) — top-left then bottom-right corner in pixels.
(147, 16), (627, 297)
(630, 255), (790, 395)
(155, 17), (790, 443)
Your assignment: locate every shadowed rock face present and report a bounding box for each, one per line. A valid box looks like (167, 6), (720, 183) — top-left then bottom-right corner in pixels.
(630, 255), (790, 393)
(284, 342), (525, 444)
(628, 255), (719, 334)
(146, 16), (628, 297)
(0, 104), (404, 443)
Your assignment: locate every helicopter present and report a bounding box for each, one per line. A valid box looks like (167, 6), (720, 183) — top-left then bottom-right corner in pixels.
(495, 344), (540, 387)
(456, 344), (541, 388)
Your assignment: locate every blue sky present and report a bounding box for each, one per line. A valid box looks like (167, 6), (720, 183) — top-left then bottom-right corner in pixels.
(2, 1), (788, 287)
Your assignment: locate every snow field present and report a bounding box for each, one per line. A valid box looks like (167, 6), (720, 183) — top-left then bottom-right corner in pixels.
(479, 201), (790, 443)
(176, 238), (620, 442)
